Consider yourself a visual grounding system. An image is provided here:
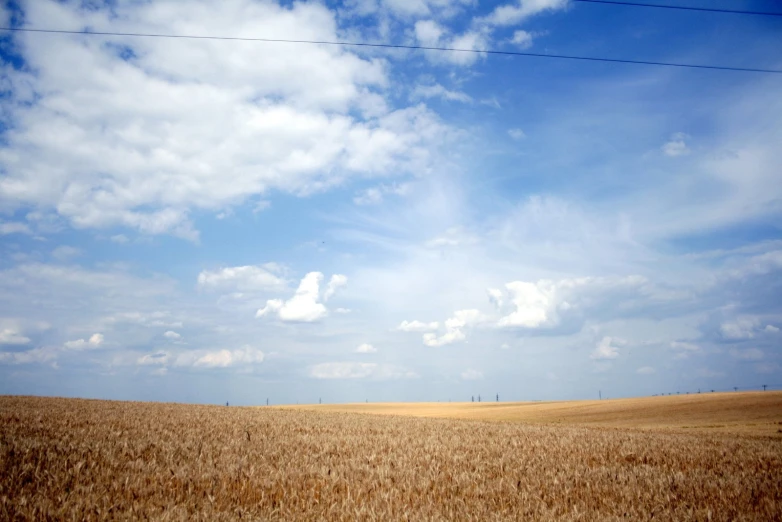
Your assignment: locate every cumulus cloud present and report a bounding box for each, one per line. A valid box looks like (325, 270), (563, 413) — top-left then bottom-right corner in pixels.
(662, 132), (690, 157)
(497, 281), (554, 328)
(197, 264), (287, 292)
(510, 30), (534, 49)
(477, 0), (568, 27)
(257, 272), (345, 322)
(636, 366), (655, 374)
(0, 328), (31, 345)
(397, 320), (440, 332)
(0, 0), (447, 238)
(487, 288), (504, 309)
(324, 274), (348, 301)
(423, 309), (483, 346)
(63, 333), (104, 350)
(163, 330), (181, 340)
(765, 324), (779, 333)
(461, 368), (484, 380)
(355, 343), (377, 353)
(414, 20), (489, 66)
(590, 336), (622, 360)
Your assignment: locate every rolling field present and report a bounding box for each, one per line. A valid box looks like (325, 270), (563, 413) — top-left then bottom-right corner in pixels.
(1, 395), (781, 520)
(285, 391), (782, 436)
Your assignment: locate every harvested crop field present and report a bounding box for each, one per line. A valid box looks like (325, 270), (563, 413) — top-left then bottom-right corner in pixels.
(2, 395), (781, 521)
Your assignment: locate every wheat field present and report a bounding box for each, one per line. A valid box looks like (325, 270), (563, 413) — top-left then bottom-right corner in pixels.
(286, 391), (782, 436)
(1, 394), (781, 520)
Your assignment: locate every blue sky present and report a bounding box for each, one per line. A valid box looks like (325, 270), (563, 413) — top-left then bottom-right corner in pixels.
(0, 0), (780, 405)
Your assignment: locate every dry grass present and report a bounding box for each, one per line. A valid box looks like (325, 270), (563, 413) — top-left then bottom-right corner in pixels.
(287, 392), (782, 436)
(2, 395), (781, 521)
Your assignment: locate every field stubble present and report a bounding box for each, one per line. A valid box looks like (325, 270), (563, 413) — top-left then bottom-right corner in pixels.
(1, 395), (781, 521)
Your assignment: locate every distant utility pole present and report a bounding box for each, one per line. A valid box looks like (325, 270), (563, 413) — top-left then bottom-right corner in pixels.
(496, 393), (499, 402)
(763, 384), (767, 391)
(266, 398), (269, 406)
(472, 396), (474, 402)
(478, 395), (481, 402)
(599, 390), (601, 400)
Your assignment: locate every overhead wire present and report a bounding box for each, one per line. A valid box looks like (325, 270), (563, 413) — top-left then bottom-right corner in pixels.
(1, 27), (781, 74)
(570, 0), (782, 17)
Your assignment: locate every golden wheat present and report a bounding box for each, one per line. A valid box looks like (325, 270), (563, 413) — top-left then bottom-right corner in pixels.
(1, 395), (780, 520)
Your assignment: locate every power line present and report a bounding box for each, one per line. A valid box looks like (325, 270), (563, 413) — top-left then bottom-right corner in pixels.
(1, 27), (780, 74)
(571, 0), (782, 17)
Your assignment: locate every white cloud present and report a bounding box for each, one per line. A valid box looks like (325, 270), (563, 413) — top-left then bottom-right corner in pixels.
(0, 347), (57, 365)
(636, 366), (655, 374)
(662, 132), (690, 157)
(497, 281), (553, 328)
(500, 343), (510, 349)
(0, 328), (31, 345)
(0, 222), (32, 235)
(720, 317), (760, 340)
(197, 264), (286, 292)
(51, 246), (82, 261)
(413, 20), (489, 66)
(487, 288), (504, 309)
(729, 348), (764, 361)
(397, 320), (440, 332)
(192, 347), (265, 368)
(765, 324), (779, 333)
(324, 274), (348, 301)
(63, 333), (104, 350)
(508, 128), (526, 140)
(510, 30), (534, 49)
(354, 187), (383, 206)
(257, 272), (342, 322)
(163, 330), (181, 340)
(423, 309), (483, 346)
(335, 308), (352, 314)
(355, 343), (377, 353)
(110, 234), (129, 244)
(477, 0), (568, 28)
(0, 0), (447, 238)
(670, 340), (700, 359)
(309, 361), (417, 379)
(411, 83), (472, 103)
(461, 368), (484, 380)
(590, 336), (622, 360)
(353, 182), (412, 206)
